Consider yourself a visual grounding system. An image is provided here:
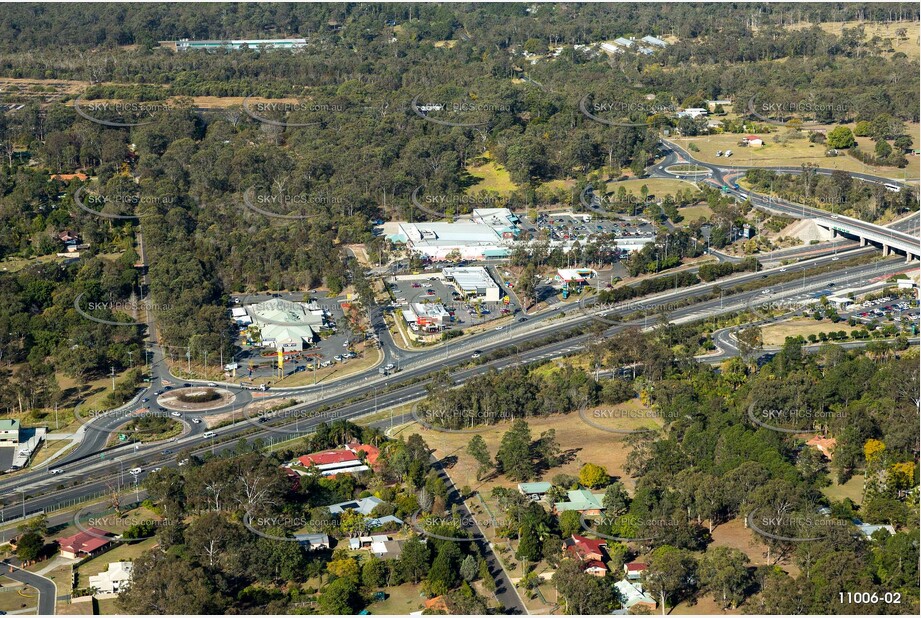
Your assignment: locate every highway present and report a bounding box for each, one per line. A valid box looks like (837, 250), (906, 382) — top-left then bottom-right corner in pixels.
(651, 139), (920, 259)
(2, 250), (910, 524)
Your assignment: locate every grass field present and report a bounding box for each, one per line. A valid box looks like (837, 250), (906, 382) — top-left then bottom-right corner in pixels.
(606, 178), (699, 199)
(761, 318), (854, 346)
(364, 583), (426, 614)
(774, 20), (920, 60)
(821, 475), (865, 505)
(676, 127), (920, 181)
(465, 155), (518, 195)
(678, 204), (715, 222)
(409, 400), (662, 496)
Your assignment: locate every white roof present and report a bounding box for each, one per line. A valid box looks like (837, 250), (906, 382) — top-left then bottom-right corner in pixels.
(614, 579), (656, 608)
(443, 266), (499, 292)
(410, 303), (450, 318)
(88, 561), (133, 591)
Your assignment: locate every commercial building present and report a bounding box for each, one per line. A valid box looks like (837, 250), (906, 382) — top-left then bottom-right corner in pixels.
(471, 208), (520, 237)
(167, 38), (307, 51)
(555, 268), (597, 285)
(384, 221), (513, 261)
(0, 419), (20, 445)
(402, 303), (452, 332)
(246, 299), (327, 351)
(641, 35), (668, 48)
(443, 266), (502, 302)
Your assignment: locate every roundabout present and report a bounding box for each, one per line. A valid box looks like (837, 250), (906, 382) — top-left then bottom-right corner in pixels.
(156, 386), (238, 412)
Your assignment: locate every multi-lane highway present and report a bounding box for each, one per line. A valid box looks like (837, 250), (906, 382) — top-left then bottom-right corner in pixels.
(651, 139), (920, 260)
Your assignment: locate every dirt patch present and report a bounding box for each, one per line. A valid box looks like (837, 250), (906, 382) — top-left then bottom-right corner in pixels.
(710, 517), (800, 578)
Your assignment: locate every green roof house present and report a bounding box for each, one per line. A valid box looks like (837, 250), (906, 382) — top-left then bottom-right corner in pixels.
(554, 489), (606, 514)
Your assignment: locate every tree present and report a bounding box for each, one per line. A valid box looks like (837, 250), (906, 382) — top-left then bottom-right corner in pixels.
(874, 139), (892, 158)
(467, 434), (493, 481)
(826, 126), (855, 149)
(496, 419), (534, 481)
(603, 482), (630, 515)
(117, 552), (225, 614)
(517, 522), (542, 562)
(578, 463), (609, 489)
(318, 577), (362, 615)
(460, 554), (478, 583)
(362, 556), (388, 588)
(516, 264), (538, 309)
(642, 546), (698, 614)
(559, 510), (583, 538)
(15, 531), (44, 563)
(427, 542), (461, 595)
(553, 559), (617, 614)
(396, 537), (430, 584)
(699, 546), (752, 609)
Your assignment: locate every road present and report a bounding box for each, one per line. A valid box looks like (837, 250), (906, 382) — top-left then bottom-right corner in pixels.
(650, 139), (920, 259)
(2, 251), (910, 522)
(1, 560), (56, 615)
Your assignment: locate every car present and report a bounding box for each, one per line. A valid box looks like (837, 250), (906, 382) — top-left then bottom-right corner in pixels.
(151, 467), (162, 473)
(170, 411), (181, 417)
(334, 355), (344, 361)
(161, 449), (173, 455)
(49, 468), (64, 475)
(831, 214), (839, 219)
(192, 418), (202, 424)
(178, 459), (189, 467)
(411, 283), (421, 288)
(384, 363), (396, 371)
(257, 416), (268, 423)
(518, 316), (528, 322)
(471, 351), (481, 359)
(142, 397), (149, 403)
(154, 390), (163, 396)
(129, 467), (143, 475)
(203, 431), (216, 438)
(495, 325), (505, 331)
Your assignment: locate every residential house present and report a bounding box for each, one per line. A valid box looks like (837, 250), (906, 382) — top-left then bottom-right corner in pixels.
(743, 135), (764, 147)
(563, 534), (607, 562)
(349, 534), (390, 551)
(518, 482), (553, 501)
(328, 496), (385, 516)
(88, 561), (133, 594)
(624, 561), (648, 580)
(583, 560), (608, 577)
(806, 435), (837, 460)
(853, 520), (896, 539)
(372, 539), (407, 560)
(292, 533), (330, 551)
(57, 527), (114, 560)
(554, 489), (606, 515)
(613, 579), (657, 612)
(50, 172), (89, 182)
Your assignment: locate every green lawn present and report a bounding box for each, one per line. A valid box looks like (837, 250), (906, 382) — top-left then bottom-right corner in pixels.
(465, 156), (517, 195)
(364, 583), (426, 614)
(74, 537), (158, 590)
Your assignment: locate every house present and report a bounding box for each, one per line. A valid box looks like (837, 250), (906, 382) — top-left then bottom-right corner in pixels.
(640, 35), (668, 48)
(372, 539), (407, 560)
(518, 481), (553, 501)
(0, 419), (20, 445)
(854, 521), (896, 539)
(349, 534), (390, 551)
(329, 496), (385, 517)
(583, 559), (608, 577)
(50, 172), (89, 182)
(88, 561), (133, 594)
(57, 528), (114, 559)
(367, 515), (404, 529)
(554, 489), (606, 515)
(613, 37), (634, 48)
(292, 533), (330, 551)
(614, 579), (657, 611)
(743, 135), (764, 147)
(563, 535), (607, 562)
(624, 561), (648, 580)
(294, 442), (380, 476)
(58, 230), (79, 245)
(677, 108), (708, 119)
(806, 435), (837, 460)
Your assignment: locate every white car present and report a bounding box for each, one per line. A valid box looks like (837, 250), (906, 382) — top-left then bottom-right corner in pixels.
(178, 459), (189, 467)
(471, 352), (481, 359)
(207, 382), (217, 387)
(203, 431), (216, 438)
(192, 418), (202, 424)
(170, 411), (181, 417)
(49, 468), (64, 475)
(495, 325), (505, 331)
(129, 467), (143, 475)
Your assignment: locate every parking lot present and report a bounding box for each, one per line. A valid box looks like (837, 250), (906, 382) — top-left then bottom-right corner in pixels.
(519, 212), (654, 242)
(389, 272), (521, 335)
(842, 296), (919, 328)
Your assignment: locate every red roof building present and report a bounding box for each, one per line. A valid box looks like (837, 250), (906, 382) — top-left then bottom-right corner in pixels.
(563, 534), (607, 562)
(50, 172), (89, 182)
(625, 561), (648, 580)
(806, 436), (837, 460)
(57, 527), (114, 559)
(584, 559), (608, 577)
(297, 449), (359, 467)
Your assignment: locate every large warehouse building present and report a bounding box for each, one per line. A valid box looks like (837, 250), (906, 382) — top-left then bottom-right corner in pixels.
(246, 299), (328, 351)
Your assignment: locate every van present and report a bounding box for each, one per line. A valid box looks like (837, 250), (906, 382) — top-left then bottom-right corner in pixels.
(203, 431), (216, 438)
